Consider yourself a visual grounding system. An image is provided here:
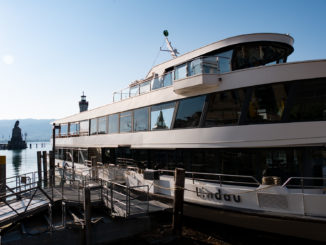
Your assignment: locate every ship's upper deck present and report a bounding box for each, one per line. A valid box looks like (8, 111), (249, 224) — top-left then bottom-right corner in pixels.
(146, 33), (294, 77)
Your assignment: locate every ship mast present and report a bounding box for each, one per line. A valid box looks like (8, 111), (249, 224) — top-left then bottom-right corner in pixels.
(160, 30), (179, 59)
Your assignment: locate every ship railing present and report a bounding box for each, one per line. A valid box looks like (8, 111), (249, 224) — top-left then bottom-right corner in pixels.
(113, 71), (173, 102)
(282, 177), (326, 193)
(55, 131), (89, 138)
(188, 171), (260, 187)
(154, 169), (260, 187)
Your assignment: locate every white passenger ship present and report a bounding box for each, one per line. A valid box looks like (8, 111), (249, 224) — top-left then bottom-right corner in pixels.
(53, 33), (326, 241)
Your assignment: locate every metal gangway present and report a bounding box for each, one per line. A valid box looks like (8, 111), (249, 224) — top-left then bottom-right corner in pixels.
(0, 168), (169, 228)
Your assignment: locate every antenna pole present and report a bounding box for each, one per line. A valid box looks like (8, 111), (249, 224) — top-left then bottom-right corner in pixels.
(165, 36), (177, 59)
(161, 30), (179, 59)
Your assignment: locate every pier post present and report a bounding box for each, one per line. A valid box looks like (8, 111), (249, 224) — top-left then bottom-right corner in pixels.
(42, 151), (48, 186)
(37, 151), (42, 187)
(62, 201), (66, 228)
(49, 151), (55, 187)
(48, 203), (53, 232)
(0, 156), (6, 202)
(172, 168), (185, 235)
(84, 187), (92, 245)
(91, 156), (97, 179)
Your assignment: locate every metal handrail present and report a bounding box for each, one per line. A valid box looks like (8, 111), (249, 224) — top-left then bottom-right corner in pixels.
(156, 169), (260, 186)
(282, 177), (326, 194)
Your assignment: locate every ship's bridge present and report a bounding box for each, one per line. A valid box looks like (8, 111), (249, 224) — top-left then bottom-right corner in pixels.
(113, 33), (294, 100)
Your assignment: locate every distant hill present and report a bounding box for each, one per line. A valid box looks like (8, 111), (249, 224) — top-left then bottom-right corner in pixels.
(0, 119), (55, 143)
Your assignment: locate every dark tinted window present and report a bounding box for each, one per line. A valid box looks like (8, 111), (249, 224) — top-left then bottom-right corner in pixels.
(205, 89), (245, 126)
(247, 84), (288, 123)
(120, 111), (132, 132)
(134, 107), (149, 131)
(174, 96), (206, 128)
(288, 79), (326, 121)
(232, 43), (291, 70)
(151, 102), (175, 130)
(108, 114), (119, 133)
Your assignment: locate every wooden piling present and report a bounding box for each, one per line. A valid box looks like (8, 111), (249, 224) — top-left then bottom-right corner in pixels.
(49, 151), (55, 187)
(84, 187), (91, 245)
(0, 156), (6, 202)
(42, 151), (48, 186)
(172, 168), (185, 235)
(37, 151), (42, 186)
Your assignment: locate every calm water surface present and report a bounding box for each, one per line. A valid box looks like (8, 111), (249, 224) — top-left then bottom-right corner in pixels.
(0, 142), (51, 178)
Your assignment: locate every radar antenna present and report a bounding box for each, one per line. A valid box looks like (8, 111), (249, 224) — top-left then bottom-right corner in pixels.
(160, 30), (179, 59)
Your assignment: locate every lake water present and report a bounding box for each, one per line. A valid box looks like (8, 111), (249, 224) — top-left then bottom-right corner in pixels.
(0, 142), (51, 178)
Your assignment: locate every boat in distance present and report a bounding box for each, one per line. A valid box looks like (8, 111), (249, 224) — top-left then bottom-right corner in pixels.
(53, 32), (326, 242)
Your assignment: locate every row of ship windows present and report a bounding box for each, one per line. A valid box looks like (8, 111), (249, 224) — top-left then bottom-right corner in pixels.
(58, 78), (326, 137)
(113, 43), (289, 103)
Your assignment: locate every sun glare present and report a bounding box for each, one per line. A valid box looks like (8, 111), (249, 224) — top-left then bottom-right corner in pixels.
(2, 55), (14, 65)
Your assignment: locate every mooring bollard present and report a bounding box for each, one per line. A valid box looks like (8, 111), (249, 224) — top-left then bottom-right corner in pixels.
(84, 187), (91, 245)
(0, 156), (6, 202)
(172, 168), (185, 235)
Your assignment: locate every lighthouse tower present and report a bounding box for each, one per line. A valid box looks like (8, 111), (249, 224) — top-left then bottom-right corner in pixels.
(79, 92), (89, 112)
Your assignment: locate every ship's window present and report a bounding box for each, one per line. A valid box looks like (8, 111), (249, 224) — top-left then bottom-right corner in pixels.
(174, 63), (187, 80)
(218, 50), (233, 73)
(69, 123), (80, 135)
(174, 95), (206, 128)
(140, 81), (151, 94)
(90, 118), (97, 135)
(151, 102), (175, 130)
(188, 58), (202, 76)
(232, 43), (291, 71)
(163, 72), (172, 87)
(202, 56), (218, 74)
(79, 120), (89, 135)
(60, 124), (68, 136)
(113, 92), (121, 102)
(120, 111), (132, 132)
(134, 107), (149, 131)
(247, 84), (288, 123)
(205, 89), (246, 126)
(98, 116), (107, 134)
(108, 114), (119, 134)
(121, 88), (129, 100)
(130, 85), (139, 97)
(288, 78), (326, 122)
(151, 76), (162, 90)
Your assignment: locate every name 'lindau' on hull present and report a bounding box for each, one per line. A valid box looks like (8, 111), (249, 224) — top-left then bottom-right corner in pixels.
(52, 33), (326, 242)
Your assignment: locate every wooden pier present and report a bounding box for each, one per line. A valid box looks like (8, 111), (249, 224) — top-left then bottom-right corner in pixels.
(0, 165), (171, 244)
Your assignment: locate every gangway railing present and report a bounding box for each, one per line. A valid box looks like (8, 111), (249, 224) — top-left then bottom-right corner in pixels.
(58, 167), (150, 218)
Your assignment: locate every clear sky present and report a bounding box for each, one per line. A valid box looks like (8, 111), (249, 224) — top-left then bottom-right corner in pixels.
(0, 0), (325, 120)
